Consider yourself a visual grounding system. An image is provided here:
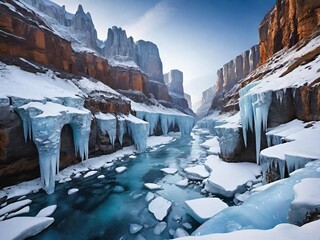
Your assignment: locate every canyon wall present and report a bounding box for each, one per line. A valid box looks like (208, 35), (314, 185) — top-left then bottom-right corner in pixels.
(196, 86), (215, 119)
(259, 0), (320, 64)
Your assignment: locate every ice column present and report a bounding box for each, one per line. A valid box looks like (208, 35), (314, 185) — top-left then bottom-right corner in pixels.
(96, 113), (117, 146)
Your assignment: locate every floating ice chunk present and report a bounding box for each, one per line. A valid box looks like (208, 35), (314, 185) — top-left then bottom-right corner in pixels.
(148, 196), (172, 221)
(0, 199), (32, 217)
(97, 175), (105, 179)
(68, 188), (79, 195)
(174, 228), (190, 238)
(144, 183), (162, 190)
(6, 206), (30, 219)
(184, 165), (209, 180)
(129, 223), (143, 234)
(145, 192), (155, 202)
(175, 179), (189, 187)
(36, 205), (57, 217)
(200, 137), (220, 154)
(288, 178), (320, 225)
(154, 221), (167, 235)
(83, 171), (98, 178)
(161, 168), (177, 174)
(204, 155), (261, 197)
(103, 162), (114, 168)
(73, 173), (81, 178)
(115, 166), (127, 173)
(234, 191), (250, 204)
(185, 198), (228, 223)
(0, 216), (54, 240)
(129, 155), (137, 159)
(59, 177), (72, 183)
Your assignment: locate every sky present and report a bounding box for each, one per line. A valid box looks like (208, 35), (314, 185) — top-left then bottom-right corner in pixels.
(52, 0), (275, 109)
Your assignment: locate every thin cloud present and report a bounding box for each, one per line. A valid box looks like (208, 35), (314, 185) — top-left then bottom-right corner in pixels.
(124, 0), (174, 40)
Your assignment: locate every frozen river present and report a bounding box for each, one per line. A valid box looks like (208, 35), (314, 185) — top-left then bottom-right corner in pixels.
(25, 131), (230, 240)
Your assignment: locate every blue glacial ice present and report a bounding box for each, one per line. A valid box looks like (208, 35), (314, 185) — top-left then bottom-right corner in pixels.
(192, 159), (320, 236)
(16, 100), (91, 194)
(96, 113), (117, 146)
(239, 82), (272, 163)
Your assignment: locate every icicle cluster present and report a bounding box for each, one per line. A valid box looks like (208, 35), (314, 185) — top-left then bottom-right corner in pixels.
(239, 82), (272, 163)
(96, 113), (117, 146)
(16, 101), (91, 194)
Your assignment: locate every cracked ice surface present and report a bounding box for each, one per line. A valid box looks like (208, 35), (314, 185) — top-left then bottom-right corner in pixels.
(16, 101), (91, 194)
(192, 160), (320, 236)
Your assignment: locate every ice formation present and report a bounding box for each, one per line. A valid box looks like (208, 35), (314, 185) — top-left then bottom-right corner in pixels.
(16, 101), (91, 194)
(239, 82), (272, 163)
(192, 159), (320, 236)
(96, 113), (117, 146)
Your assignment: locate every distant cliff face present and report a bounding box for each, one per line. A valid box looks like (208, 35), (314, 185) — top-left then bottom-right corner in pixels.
(196, 87), (215, 119)
(184, 93), (192, 108)
(259, 0), (320, 64)
(211, 45), (259, 110)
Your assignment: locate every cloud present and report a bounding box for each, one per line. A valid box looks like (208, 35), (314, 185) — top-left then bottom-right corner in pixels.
(124, 0), (174, 40)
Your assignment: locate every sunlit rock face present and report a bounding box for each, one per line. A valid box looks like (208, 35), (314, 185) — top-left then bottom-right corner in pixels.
(211, 45), (259, 111)
(259, 0), (320, 64)
(196, 87), (215, 119)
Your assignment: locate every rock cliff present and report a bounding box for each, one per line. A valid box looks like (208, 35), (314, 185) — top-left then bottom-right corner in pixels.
(164, 69), (195, 115)
(196, 87), (215, 119)
(259, 0), (320, 64)
(184, 93), (192, 108)
(210, 45), (259, 111)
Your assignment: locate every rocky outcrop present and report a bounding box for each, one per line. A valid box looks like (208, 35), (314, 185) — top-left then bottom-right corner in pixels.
(211, 45), (260, 110)
(259, 0), (320, 64)
(196, 87), (215, 119)
(164, 69), (195, 115)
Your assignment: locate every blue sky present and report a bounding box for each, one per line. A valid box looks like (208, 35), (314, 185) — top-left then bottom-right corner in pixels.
(52, 0), (275, 107)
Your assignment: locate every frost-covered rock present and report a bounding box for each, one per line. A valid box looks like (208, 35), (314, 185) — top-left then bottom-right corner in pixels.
(184, 165), (209, 180)
(148, 196), (172, 221)
(0, 216), (54, 240)
(185, 198), (228, 223)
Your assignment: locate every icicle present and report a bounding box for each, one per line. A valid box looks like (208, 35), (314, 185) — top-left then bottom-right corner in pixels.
(117, 115), (126, 145)
(125, 114), (149, 152)
(95, 113), (117, 146)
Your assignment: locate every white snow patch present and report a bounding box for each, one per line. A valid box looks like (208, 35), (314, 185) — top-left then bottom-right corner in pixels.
(67, 188), (79, 195)
(83, 171), (98, 178)
(184, 165), (209, 180)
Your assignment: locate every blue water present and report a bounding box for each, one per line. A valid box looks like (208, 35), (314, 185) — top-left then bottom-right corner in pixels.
(24, 132), (227, 240)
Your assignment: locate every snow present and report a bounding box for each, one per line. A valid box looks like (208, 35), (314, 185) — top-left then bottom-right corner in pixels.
(115, 166), (127, 173)
(177, 220), (320, 240)
(6, 206), (30, 219)
(144, 183), (162, 190)
(67, 188), (79, 195)
(184, 165), (209, 180)
(36, 205), (57, 217)
(200, 137), (220, 155)
(97, 175), (105, 179)
(0, 199), (32, 217)
(204, 155), (261, 197)
(175, 179), (189, 187)
(148, 196), (172, 221)
(288, 178), (320, 225)
(185, 198), (228, 223)
(129, 223), (143, 234)
(239, 35), (320, 163)
(260, 120), (320, 181)
(192, 160), (320, 235)
(83, 171), (98, 178)
(0, 216), (54, 240)
(161, 168), (178, 174)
